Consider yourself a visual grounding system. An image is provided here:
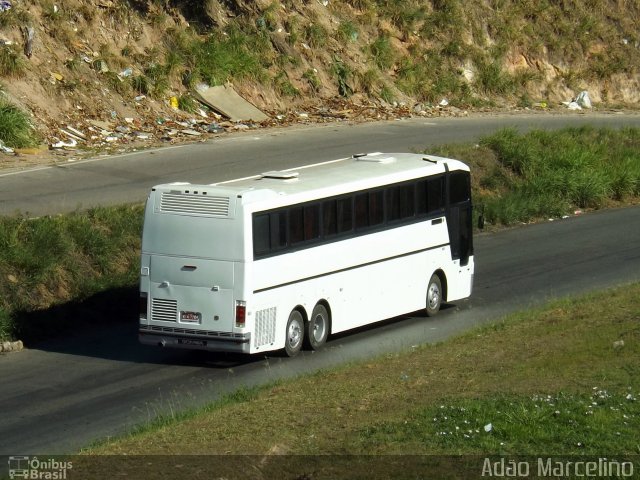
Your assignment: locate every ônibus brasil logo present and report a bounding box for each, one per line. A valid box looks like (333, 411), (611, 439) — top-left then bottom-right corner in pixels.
(8, 456), (73, 479)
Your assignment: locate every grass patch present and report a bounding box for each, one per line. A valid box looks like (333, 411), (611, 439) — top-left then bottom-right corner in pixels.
(0, 45), (25, 78)
(0, 205), (143, 342)
(0, 99), (38, 148)
(430, 126), (640, 226)
(86, 283), (640, 456)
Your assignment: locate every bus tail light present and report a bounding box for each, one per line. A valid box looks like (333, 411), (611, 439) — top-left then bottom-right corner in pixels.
(235, 300), (246, 328)
(140, 292), (148, 320)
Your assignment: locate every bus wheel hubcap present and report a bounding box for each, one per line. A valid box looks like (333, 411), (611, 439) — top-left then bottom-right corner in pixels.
(313, 315), (325, 342)
(428, 284), (440, 309)
(289, 322), (301, 347)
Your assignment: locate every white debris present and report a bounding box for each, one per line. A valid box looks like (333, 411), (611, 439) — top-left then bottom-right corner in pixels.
(0, 140), (14, 153)
(575, 90), (592, 108)
(484, 423), (493, 433)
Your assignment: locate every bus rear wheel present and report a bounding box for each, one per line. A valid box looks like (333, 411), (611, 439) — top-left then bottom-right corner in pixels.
(306, 304), (329, 350)
(426, 274), (442, 317)
(284, 310), (304, 357)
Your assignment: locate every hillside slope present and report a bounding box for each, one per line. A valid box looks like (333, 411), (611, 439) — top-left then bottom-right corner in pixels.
(0, 0), (638, 155)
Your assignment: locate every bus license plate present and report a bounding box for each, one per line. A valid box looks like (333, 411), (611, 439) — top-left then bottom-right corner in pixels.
(178, 338), (207, 347)
(180, 311), (202, 323)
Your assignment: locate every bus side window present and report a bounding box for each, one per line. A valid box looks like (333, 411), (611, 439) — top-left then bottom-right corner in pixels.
(323, 199), (337, 236)
(369, 190), (384, 226)
(289, 207), (304, 244)
(388, 183), (415, 221)
(427, 177), (445, 213)
(304, 204), (320, 241)
(253, 214), (270, 256)
(355, 193), (368, 230)
(449, 172), (470, 203)
(337, 197), (353, 233)
(416, 180), (427, 215)
(271, 210), (287, 250)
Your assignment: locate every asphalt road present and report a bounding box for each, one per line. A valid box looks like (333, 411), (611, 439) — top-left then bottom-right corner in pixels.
(0, 112), (639, 456)
(1, 112), (640, 216)
(0, 205), (639, 455)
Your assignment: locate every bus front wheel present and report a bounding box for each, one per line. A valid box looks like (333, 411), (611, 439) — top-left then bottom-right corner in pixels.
(285, 310), (304, 357)
(306, 304), (329, 350)
(426, 274), (442, 317)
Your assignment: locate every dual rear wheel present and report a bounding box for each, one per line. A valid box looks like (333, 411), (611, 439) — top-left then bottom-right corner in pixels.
(284, 304), (329, 357)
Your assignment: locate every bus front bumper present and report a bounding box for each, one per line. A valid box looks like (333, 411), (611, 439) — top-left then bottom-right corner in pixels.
(139, 326), (252, 354)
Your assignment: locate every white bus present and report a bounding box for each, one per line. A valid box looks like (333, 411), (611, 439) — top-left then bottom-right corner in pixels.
(139, 152), (474, 356)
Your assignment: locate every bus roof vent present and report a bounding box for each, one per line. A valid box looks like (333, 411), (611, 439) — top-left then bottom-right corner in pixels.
(260, 171), (299, 180)
(354, 152), (396, 164)
(160, 191), (230, 217)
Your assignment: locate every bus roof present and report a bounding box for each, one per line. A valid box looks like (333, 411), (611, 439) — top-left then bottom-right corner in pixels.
(152, 152), (469, 206)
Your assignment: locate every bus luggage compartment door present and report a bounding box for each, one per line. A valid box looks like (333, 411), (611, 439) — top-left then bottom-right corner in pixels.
(148, 255), (235, 331)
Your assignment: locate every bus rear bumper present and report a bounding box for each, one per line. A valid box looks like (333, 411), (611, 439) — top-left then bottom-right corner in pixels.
(139, 329), (252, 354)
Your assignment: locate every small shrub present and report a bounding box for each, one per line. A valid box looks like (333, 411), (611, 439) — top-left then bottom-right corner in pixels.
(331, 57), (353, 97)
(177, 94), (198, 113)
(304, 23), (328, 49)
(0, 45), (25, 78)
(0, 100), (38, 148)
(336, 20), (359, 43)
(369, 35), (394, 70)
(303, 69), (321, 93)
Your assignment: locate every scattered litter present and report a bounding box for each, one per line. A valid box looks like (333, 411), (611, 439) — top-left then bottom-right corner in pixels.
(87, 119), (113, 132)
(92, 59), (109, 73)
(115, 125), (130, 134)
(119, 67), (133, 77)
(207, 123), (225, 134)
(50, 138), (77, 149)
(0, 1), (12, 13)
(613, 340), (625, 349)
(169, 96), (179, 109)
(575, 90), (592, 109)
(22, 26), (34, 58)
(483, 423), (493, 433)
(439, 98), (449, 107)
(574, 210), (583, 215)
(180, 129), (201, 136)
(49, 72), (64, 84)
(65, 126), (86, 140)
(0, 140), (14, 154)
(124, 117), (134, 124)
(195, 82), (210, 93)
(564, 91), (592, 110)
(134, 95), (146, 102)
(60, 128), (85, 142)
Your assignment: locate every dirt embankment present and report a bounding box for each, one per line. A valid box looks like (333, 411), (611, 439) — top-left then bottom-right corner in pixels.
(0, 0), (637, 170)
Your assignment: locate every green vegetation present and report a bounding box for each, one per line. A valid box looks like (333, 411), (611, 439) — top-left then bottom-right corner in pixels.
(85, 283), (639, 458)
(0, 45), (25, 78)
(435, 126), (640, 226)
(0, 99), (38, 148)
(0, 206), (143, 342)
